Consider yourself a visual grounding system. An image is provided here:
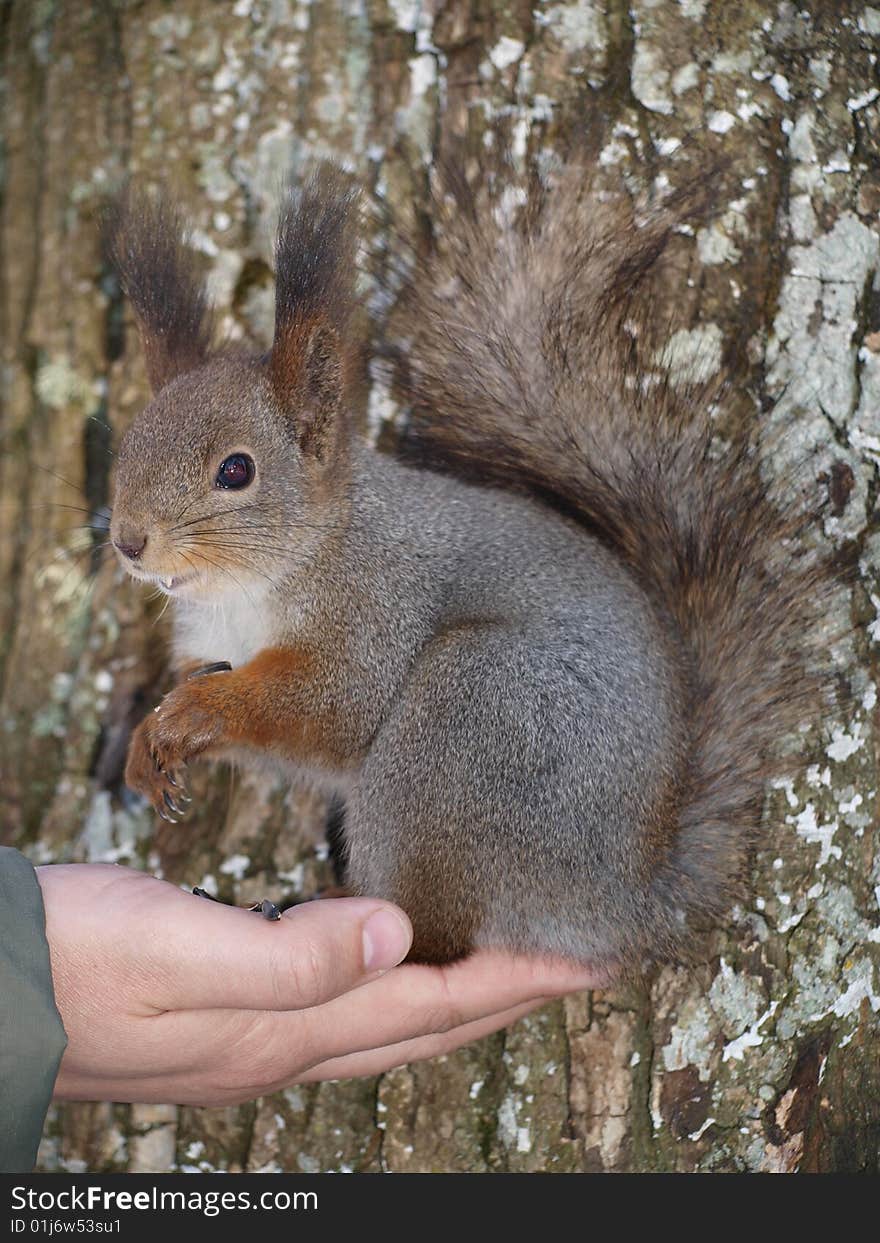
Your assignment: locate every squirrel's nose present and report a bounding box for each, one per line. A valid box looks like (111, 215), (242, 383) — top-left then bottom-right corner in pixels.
(114, 534), (147, 561)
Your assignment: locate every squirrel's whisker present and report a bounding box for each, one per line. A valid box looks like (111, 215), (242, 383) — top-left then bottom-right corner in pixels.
(166, 500), (276, 535)
(188, 547), (265, 609)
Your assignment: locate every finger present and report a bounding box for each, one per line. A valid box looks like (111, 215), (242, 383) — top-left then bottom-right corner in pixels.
(53, 1000), (534, 1106)
(296, 999), (550, 1082)
(54, 999), (540, 1108)
(145, 951), (597, 1097)
(95, 999), (551, 1106)
(292, 951), (598, 1065)
(139, 886), (413, 1012)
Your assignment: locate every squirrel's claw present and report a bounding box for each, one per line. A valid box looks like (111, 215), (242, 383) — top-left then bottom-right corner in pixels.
(163, 791), (186, 817)
(124, 715), (191, 823)
(247, 899), (283, 921)
(193, 889), (282, 922)
(153, 770), (188, 821)
(187, 661), (232, 680)
(124, 678), (221, 824)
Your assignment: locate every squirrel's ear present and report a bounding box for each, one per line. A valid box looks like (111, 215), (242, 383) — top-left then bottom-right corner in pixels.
(269, 316), (344, 460)
(105, 190), (214, 393)
(268, 170), (358, 459)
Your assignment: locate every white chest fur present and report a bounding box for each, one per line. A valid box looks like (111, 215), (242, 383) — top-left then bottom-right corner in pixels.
(172, 586), (276, 670)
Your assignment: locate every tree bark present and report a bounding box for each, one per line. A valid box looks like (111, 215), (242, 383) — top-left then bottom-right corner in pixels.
(2, 0), (878, 1173)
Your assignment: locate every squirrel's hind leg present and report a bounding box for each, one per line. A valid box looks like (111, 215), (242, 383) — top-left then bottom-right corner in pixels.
(342, 626), (541, 966)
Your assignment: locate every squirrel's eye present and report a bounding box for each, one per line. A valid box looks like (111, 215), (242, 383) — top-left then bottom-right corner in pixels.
(216, 454), (255, 490)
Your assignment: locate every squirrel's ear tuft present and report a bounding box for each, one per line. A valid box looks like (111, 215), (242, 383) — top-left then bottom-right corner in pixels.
(104, 189), (214, 393)
(269, 169), (359, 459)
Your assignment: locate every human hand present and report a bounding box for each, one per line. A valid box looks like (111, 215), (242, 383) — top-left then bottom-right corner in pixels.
(37, 864), (601, 1105)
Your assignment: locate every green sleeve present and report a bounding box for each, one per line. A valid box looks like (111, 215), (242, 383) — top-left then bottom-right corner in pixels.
(0, 848), (68, 1173)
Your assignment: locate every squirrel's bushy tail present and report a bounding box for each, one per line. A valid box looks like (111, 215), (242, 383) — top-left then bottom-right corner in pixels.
(400, 171), (836, 954)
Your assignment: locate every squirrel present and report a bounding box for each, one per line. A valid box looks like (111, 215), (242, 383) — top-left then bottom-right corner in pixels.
(105, 166), (834, 973)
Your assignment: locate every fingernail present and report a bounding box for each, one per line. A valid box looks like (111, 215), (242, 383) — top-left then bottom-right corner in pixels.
(362, 908), (411, 972)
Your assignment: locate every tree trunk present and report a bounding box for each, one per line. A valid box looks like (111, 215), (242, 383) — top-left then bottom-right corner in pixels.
(2, 0), (878, 1173)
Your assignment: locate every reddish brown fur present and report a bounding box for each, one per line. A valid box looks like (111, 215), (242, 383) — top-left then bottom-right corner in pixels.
(111, 165), (844, 969)
(126, 646), (363, 818)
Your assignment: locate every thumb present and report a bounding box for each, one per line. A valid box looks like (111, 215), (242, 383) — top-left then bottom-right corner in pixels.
(37, 864), (412, 1016)
(152, 891), (414, 1013)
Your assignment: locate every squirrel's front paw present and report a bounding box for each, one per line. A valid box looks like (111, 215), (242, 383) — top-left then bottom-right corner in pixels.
(125, 682), (222, 821)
